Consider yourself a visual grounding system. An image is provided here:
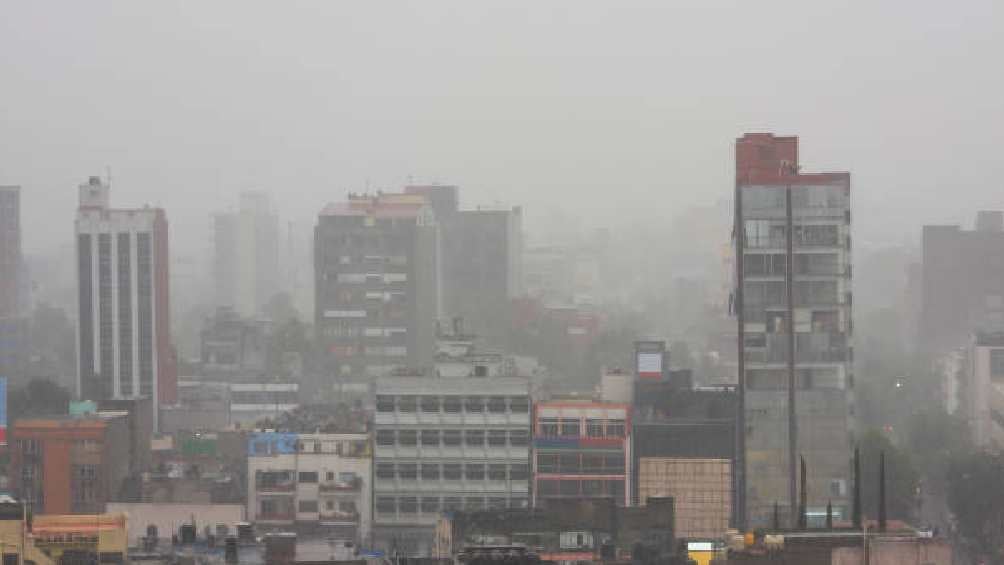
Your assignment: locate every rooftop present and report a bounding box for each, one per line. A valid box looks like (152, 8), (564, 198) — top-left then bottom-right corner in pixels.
(319, 192), (429, 218)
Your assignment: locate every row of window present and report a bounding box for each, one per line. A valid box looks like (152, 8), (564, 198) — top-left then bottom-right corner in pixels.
(376, 496), (529, 515)
(289, 499), (358, 514)
(256, 470), (360, 488)
(376, 395), (529, 414)
(376, 429), (529, 448)
(537, 418), (626, 438)
(376, 462), (529, 481)
(743, 252), (843, 277)
(536, 452), (626, 474)
(537, 478), (626, 498)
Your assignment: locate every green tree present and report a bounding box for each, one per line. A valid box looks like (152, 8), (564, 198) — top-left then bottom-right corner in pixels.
(858, 429), (920, 521)
(906, 408), (973, 480)
(947, 451), (1004, 564)
(8, 378), (72, 422)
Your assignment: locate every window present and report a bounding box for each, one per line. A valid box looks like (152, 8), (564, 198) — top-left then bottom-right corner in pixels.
(606, 419), (626, 437)
(559, 480), (579, 496)
(488, 497), (507, 510)
(559, 419), (580, 437)
(443, 464), (462, 481)
(326, 500), (335, 510)
(376, 463), (395, 480)
(488, 464), (507, 481)
(421, 464), (440, 481)
(298, 472), (318, 483)
(465, 464), (485, 481)
(537, 453), (558, 473)
(582, 480), (604, 495)
(581, 454), (604, 474)
(487, 430), (507, 447)
(399, 497), (418, 514)
(443, 430), (462, 446)
(421, 429), (440, 446)
(586, 419), (604, 437)
(398, 430), (417, 446)
(465, 396), (484, 413)
(607, 480), (625, 498)
(992, 349), (1004, 378)
(559, 454), (579, 473)
(443, 497), (462, 511)
(537, 480), (558, 496)
(326, 471), (335, 481)
(376, 396), (394, 412)
(604, 455), (625, 472)
(539, 418), (559, 437)
(465, 497), (485, 511)
(376, 430), (395, 446)
(443, 397), (462, 413)
(509, 430), (529, 446)
(421, 497), (440, 514)
(510, 464), (529, 481)
(398, 463), (417, 480)
(421, 396), (441, 413)
(487, 397), (507, 413)
(298, 500), (319, 513)
(465, 430), (484, 447)
(397, 396), (417, 412)
(510, 397), (529, 413)
(376, 497), (396, 514)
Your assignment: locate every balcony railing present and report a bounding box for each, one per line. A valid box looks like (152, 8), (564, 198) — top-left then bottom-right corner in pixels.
(319, 477), (362, 492)
(257, 482), (296, 493)
(319, 510), (360, 523)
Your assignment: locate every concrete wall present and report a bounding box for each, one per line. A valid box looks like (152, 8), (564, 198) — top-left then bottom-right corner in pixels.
(107, 502), (245, 546)
(832, 537), (952, 565)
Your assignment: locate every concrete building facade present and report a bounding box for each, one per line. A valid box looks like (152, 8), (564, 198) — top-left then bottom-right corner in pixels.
(373, 376), (531, 555)
(734, 133), (853, 527)
(532, 401), (632, 508)
(213, 191), (281, 318)
(11, 414), (132, 515)
(247, 432), (372, 543)
(75, 176), (177, 410)
(0, 186), (27, 381)
(920, 213), (1004, 353)
(315, 192), (439, 379)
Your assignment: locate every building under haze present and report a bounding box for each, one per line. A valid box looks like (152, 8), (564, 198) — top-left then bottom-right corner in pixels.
(212, 191), (280, 318)
(405, 185), (522, 349)
(920, 212), (1004, 354)
(314, 192), (439, 378)
(0, 185), (28, 380)
(75, 176), (177, 415)
(733, 133), (853, 527)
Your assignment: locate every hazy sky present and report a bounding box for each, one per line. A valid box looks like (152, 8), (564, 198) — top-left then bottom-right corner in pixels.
(2, 1), (1002, 258)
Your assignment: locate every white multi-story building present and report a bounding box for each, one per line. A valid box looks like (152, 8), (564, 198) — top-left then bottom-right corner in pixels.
(247, 432), (372, 543)
(213, 191), (280, 318)
(373, 376), (531, 556)
(75, 176), (176, 415)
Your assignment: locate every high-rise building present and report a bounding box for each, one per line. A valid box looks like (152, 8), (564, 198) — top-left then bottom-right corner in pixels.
(314, 192), (439, 378)
(920, 212), (1004, 353)
(75, 176), (177, 413)
(0, 185), (28, 380)
(212, 191), (280, 318)
(733, 134), (853, 527)
(405, 185), (522, 349)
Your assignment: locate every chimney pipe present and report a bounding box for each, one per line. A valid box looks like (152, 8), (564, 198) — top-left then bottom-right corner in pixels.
(878, 451), (887, 532)
(853, 447), (862, 529)
(798, 456), (808, 529)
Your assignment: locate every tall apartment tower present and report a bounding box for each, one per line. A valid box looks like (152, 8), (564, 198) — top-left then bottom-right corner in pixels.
(212, 191), (280, 318)
(733, 134), (853, 527)
(0, 186), (28, 380)
(314, 192), (439, 378)
(75, 176), (177, 414)
(405, 185), (523, 349)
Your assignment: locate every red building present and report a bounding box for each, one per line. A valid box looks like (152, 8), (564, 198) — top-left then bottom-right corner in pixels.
(532, 401), (632, 507)
(11, 415), (132, 515)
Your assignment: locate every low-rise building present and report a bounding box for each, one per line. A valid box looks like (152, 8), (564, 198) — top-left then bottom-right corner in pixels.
(247, 431), (372, 543)
(373, 376), (532, 555)
(532, 401), (632, 508)
(11, 414), (132, 514)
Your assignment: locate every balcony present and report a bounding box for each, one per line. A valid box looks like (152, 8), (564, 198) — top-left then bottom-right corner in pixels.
(318, 510), (360, 524)
(319, 477), (363, 493)
(257, 512), (295, 522)
(256, 482), (295, 494)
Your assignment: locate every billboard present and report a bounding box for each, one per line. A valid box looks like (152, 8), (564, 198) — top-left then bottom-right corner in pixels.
(0, 376), (6, 445)
(635, 341), (666, 380)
